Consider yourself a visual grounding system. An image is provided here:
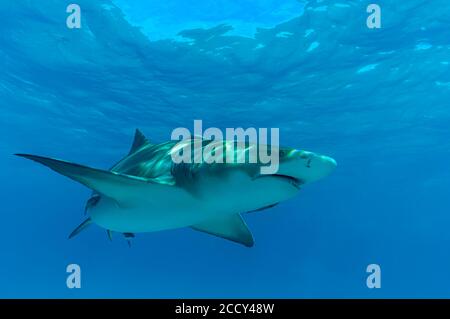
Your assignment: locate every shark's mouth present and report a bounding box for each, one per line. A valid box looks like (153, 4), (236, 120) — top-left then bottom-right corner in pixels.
(272, 174), (303, 189)
(256, 174), (303, 189)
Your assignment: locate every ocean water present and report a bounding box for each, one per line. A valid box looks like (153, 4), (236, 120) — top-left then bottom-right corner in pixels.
(1, 0), (450, 298)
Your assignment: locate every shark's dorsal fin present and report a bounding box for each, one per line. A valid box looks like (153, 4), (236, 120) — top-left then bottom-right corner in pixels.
(16, 154), (172, 205)
(129, 129), (150, 155)
(191, 214), (254, 247)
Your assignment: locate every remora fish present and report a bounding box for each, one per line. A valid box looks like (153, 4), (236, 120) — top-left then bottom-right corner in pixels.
(16, 130), (336, 247)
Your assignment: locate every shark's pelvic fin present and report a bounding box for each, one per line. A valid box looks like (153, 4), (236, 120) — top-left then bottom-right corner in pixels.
(106, 229), (113, 241)
(123, 233), (135, 248)
(85, 195), (101, 215)
(191, 214), (254, 247)
(15, 154), (168, 205)
(129, 129), (150, 155)
(69, 218), (92, 239)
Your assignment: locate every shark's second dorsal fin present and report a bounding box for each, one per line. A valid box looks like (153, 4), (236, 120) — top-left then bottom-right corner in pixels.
(191, 214), (254, 247)
(129, 129), (150, 155)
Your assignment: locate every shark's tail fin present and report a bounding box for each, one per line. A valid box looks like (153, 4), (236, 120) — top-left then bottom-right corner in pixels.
(14, 153), (166, 206)
(68, 218), (92, 239)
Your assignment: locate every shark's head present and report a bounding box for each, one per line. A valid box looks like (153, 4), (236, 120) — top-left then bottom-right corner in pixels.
(270, 148), (337, 187)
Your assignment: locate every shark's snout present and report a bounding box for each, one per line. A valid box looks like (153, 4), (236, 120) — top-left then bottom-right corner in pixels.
(277, 150), (337, 184)
(313, 154), (337, 176)
(302, 152), (337, 183)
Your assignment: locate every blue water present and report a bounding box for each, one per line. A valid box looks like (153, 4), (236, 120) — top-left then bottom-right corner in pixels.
(1, 0), (450, 298)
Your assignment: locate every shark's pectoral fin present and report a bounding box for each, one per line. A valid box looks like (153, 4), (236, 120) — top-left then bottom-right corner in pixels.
(15, 154), (167, 205)
(246, 202), (279, 214)
(191, 214), (254, 247)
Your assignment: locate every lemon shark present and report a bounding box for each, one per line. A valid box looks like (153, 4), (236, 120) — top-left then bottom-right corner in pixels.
(16, 130), (336, 247)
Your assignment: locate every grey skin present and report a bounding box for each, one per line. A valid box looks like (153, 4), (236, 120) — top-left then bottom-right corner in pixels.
(16, 129), (336, 247)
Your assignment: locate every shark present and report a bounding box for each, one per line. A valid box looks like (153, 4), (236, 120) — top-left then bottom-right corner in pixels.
(16, 129), (336, 247)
